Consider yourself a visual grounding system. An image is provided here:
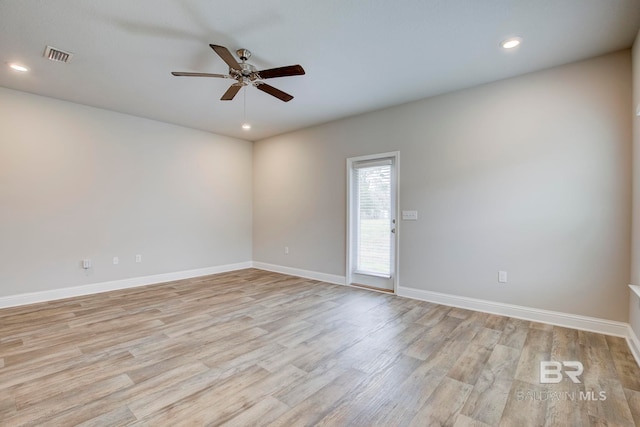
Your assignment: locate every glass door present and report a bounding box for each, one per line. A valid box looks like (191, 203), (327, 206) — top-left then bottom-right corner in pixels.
(347, 153), (398, 292)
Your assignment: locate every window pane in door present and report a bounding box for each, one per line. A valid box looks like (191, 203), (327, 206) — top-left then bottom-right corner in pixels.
(356, 164), (391, 276)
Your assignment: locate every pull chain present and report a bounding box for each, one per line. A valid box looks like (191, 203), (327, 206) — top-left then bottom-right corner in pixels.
(242, 86), (251, 130)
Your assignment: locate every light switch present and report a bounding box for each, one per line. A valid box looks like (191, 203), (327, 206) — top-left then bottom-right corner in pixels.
(402, 210), (418, 221)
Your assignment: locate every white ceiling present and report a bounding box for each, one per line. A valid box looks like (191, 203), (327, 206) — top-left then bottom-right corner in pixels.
(1, 0), (639, 141)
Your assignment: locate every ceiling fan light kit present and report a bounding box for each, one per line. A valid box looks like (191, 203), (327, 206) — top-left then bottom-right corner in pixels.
(172, 44), (305, 102)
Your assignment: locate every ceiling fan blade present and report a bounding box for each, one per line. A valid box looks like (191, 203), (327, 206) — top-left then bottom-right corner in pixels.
(257, 65), (305, 80)
(210, 44), (241, 70)
(221, 84), (242, 101)
(256, 83), (294, 102)
(171, 72), (229, 78)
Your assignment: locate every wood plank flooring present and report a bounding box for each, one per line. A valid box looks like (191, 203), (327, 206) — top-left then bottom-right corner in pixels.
(0, 269), (639, 426)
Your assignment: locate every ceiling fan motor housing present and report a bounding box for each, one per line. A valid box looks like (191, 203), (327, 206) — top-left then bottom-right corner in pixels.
(241, 63), (257, 77)
(230, 49), (258, 80)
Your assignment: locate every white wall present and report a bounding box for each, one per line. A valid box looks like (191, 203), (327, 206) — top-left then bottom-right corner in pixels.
(630, 30), (640, 339)
(254, 51), (632, 322)
(0, 87), (253, 297)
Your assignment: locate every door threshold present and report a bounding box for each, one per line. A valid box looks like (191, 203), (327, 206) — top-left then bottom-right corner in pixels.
(349, 282), (394, 294)
(353, 270), (391, 279)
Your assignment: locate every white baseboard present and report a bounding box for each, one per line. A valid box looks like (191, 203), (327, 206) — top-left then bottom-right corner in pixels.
(627, 325), (640, 367)
(628, 285), (640, 366)
(398, 284), (640, 367)
(396, 285), (629, 338)
(251, 262), (346, 286)
(0, 262), (252, 309)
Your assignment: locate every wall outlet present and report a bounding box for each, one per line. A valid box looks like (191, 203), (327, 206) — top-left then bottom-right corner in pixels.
(82, 259), (92, 269)
(498, 270), (508, 283)
(113, 256), (119, 265)
(135, 254), (142, 263)
(284, 246), (289, 255)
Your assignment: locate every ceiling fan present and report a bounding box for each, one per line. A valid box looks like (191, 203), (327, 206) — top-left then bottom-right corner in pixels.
(172, 44), (305, 102)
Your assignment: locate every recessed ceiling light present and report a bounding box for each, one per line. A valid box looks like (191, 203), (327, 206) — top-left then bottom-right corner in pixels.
(501, 37), (522, 49)
(242, 123), (251, 130)
(9, 63), (29, 72)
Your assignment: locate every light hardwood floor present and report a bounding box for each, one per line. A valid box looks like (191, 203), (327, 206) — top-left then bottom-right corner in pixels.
(0, 269), (639, 426)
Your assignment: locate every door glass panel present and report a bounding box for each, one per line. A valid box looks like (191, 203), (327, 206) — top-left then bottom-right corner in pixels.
(355, 164), (391, 276)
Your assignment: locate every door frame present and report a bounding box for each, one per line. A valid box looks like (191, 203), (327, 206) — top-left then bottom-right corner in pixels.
(346, 151), (400, 293)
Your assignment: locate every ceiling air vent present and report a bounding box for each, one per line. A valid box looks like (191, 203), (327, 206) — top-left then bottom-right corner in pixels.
(44, 46), (74, 63)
